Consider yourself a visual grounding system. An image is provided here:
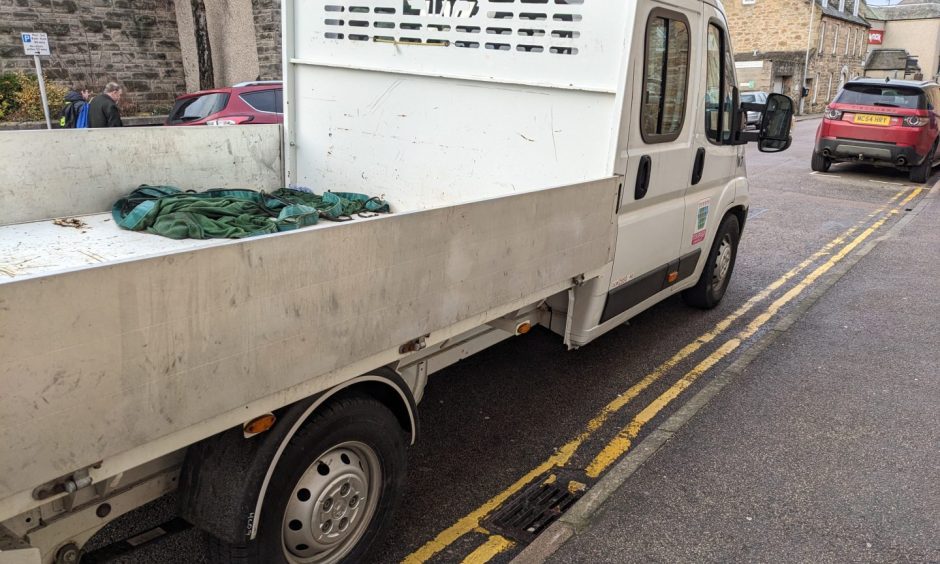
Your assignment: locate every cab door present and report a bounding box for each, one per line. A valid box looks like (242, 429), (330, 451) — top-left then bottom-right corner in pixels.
(680, 7), (741, 272)
(601, 0), (702, 323)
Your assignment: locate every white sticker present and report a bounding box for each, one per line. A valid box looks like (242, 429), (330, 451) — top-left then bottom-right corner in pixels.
(696, 198), (710, 231)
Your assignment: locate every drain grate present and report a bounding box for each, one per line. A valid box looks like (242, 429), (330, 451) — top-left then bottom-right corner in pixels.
(482, 474), (584, 544)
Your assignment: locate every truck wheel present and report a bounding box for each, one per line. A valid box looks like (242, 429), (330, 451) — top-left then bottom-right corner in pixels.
(209, 396), (407, 563)
(909, 143), (936, 184)
(811, 151), (831, 172)
(682, 214), (740, 310)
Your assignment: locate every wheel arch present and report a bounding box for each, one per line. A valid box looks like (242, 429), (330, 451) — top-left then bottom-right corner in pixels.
(726, 203), (748, 235)
(178, 369), (416, 545)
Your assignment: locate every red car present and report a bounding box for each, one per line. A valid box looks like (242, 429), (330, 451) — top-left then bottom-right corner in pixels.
(812, 78), (940, 183)
(165, 81), (283, 126)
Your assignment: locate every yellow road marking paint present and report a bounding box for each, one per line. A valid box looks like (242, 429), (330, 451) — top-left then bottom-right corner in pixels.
(460, 535), (515, 564)
(403, 189), (913, 563)
(585, 187), (922, 477)
(567, 480), (587, 494)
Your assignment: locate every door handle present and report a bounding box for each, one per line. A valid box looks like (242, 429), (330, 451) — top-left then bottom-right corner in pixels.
(635, 155), (652, 200)
(691, 147), (706, 185)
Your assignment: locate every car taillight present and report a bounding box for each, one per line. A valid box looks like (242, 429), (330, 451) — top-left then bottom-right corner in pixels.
(206, 115), (254, 126)
(824, 108), (843, 121)
(902, 116), (928, 127)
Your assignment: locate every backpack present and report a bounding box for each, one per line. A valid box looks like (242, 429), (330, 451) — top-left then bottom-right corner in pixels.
(59, 100), (88, 128)
(75, 102), (89, 128)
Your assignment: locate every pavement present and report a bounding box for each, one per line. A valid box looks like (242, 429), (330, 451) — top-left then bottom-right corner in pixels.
(515, 183), (940, 563)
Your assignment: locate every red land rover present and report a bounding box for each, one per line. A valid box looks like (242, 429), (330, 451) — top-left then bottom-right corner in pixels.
(812, 78), (940, 183)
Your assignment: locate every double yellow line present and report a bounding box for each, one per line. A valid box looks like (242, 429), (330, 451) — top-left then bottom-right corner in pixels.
(404, 187), (921, 564)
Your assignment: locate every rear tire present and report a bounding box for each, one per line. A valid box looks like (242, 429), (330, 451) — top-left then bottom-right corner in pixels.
(811, 151), (831, 172)
(682, 214), (741, 310)
(209, 396), (407, 564)
(909, 143), (936, 184)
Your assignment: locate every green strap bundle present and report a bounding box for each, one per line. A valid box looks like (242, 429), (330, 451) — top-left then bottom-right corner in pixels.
(112, 185), (389, 240)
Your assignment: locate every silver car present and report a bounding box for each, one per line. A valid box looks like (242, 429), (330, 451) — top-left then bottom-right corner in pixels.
(741, 91), (769, 128)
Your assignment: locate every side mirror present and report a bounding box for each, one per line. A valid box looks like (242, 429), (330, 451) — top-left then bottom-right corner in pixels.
(758, 93), (794, 153)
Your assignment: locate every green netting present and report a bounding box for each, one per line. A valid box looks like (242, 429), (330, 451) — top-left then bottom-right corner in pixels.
(112, 185), (390, 240)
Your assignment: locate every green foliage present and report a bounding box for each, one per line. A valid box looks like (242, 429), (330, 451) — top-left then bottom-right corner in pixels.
(0, 71), (69, 123)
(0, 73), (23, 120)
(12, 72), (68, 122)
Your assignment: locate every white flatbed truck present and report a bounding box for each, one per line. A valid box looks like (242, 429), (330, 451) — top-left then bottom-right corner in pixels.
(0, 1), (792, 562)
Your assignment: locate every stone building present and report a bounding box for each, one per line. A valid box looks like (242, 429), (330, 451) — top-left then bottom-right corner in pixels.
(0, 0), (282, 114)
(725, 0), (871, 114)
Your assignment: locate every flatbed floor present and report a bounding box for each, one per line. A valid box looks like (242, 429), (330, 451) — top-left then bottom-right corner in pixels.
(0, 212), (336, 281)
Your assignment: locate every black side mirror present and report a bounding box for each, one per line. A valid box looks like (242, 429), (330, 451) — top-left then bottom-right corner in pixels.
(758, 93), (794, 153)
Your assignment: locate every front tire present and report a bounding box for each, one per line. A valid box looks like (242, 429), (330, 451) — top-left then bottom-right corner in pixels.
(811, 151), (831, 172)
(682, 214), (741, 310)
(210, 396), (407, 564)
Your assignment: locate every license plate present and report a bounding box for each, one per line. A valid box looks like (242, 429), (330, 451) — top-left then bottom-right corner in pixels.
(853, 113), (891, 126)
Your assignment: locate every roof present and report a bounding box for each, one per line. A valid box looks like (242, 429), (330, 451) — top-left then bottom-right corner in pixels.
(817, 0), (872, 25)
(865, 48), (912, 70)
(847, 76), (937, 87)
(867, 0), (940, 19)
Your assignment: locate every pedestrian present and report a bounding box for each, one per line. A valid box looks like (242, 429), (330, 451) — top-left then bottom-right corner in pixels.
(88, 82), (124, 128)
(59, 86), (90, 128)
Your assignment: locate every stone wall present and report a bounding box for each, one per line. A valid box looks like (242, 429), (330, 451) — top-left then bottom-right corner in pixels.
(0, 0), (186, 113)
(251, 0), (281, 80)
(726, 0), (819, 54)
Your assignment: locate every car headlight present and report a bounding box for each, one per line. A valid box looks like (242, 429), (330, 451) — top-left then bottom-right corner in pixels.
(902, 116), (928, 127)
(824, 108), (843, 120)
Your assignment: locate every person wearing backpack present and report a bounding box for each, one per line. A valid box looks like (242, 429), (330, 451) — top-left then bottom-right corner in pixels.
(88, 82), (124, 128)
(59, 86), (90, 128)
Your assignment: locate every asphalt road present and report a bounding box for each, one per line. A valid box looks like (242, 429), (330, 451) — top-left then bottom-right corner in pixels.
(84, 119), (932, 563)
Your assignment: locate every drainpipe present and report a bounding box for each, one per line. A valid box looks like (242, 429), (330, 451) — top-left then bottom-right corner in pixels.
(801, 0), (816, 115)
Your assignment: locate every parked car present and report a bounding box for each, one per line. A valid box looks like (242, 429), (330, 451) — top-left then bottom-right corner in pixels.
(741, 91), (769, 128)
(165, 81), (283, 126)
(812, 78), (940, 183)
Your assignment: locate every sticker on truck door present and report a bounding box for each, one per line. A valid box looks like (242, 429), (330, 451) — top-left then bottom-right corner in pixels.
(692, 198), (710, 245)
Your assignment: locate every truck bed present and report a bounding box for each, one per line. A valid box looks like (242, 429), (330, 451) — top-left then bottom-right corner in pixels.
(0, 177), (619, 516)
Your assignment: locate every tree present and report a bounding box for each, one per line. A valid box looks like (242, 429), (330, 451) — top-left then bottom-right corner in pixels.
(191, 0), (215, 90)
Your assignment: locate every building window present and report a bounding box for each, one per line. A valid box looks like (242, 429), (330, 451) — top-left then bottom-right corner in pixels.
(642, 13), (690, 143)
(839, 0), (846, 11)
(832, 25), (839, 55)
(827, 72), (833, 101)
(845, 29), (851, 55)
(859, 30), (865, 55)
(818, 22), (826, 54)
(813, 73), (820, 104)
(854, 0), (860, 16)
(822, 0), (829, 8)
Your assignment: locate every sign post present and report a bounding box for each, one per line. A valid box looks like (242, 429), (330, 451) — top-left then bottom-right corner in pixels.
(20, 32), (52, 130)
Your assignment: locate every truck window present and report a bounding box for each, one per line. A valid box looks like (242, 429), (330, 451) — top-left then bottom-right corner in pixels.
(641, 13), (690, 143)
(705, 23), (734, 144)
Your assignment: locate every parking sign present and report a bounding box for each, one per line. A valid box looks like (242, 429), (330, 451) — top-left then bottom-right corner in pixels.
(21, 32), (50, 56)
